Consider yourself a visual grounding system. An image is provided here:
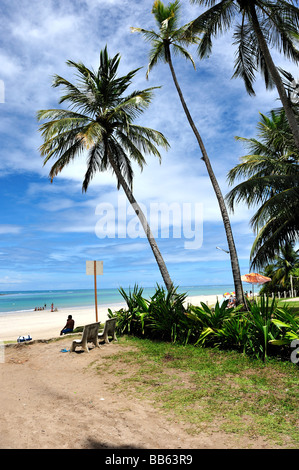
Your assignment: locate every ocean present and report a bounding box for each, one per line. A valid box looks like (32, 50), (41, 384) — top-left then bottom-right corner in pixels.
(0, 285), (239, 316)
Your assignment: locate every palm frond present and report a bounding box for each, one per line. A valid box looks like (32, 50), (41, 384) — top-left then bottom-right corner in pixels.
(45, 135), (86, 182)
(172, 44), (196, 69)
(130, 27), (161, 43)
(186, 1), (237, 58)
(108, 138), (134, 189)
(250, 211), (299, 269)
(146, 41), (166, 77)
(261, 2), (299, 62)
(116, 124), (169, 164)
(232, 22), (258, 95)
(111, 88), (158, 122)
(82, 143), (104, 192)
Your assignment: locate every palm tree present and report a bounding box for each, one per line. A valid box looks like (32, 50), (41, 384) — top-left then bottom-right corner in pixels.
(131, 0), (246, 305)
(37, 46), (174, 291)
(228, 109), (298, 190)
(227, 109), (299, 269)
(187, 0), (299, 150)
(260, 243), (299, 294)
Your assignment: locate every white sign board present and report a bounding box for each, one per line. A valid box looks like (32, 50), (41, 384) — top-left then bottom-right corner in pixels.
(86, 260), (103, 275)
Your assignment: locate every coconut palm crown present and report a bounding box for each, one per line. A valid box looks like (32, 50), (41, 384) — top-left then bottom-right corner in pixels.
(37, 46), (174, 290)
(37, 47), (169, 192)
(131, 0), (199, 77)
(187, 0), (299, 149)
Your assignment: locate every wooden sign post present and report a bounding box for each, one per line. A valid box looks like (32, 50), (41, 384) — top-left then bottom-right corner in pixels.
(86, 261), (103, 322)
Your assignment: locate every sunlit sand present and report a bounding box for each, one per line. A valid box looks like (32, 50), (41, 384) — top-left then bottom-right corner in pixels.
(0, 294), (221, 342)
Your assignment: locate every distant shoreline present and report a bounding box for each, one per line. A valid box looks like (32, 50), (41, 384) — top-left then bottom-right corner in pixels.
(0, 293), (221, 342)
(0, 285), (237, 315)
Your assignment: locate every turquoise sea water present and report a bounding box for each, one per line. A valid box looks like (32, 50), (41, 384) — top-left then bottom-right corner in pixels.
(0, 285), (240, 316)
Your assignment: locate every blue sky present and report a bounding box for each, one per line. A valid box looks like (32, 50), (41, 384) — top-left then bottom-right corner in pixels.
(0, 0), (298, 291)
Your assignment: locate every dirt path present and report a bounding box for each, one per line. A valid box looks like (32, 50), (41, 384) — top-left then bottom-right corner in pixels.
(0, 339), (281, 449)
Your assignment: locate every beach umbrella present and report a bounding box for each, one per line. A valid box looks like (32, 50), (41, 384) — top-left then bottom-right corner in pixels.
(241, 273), (271, 297)
(224, 292), (230, 297)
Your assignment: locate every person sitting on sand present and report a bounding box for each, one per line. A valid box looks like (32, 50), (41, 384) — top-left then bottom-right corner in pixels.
(60, 315), (75, 335)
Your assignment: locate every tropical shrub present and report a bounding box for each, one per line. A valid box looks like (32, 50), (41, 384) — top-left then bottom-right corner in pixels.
(186, 300), (249, 350)
(186, 296), (298, 361)
(111, 284), (195, 344)
(110, 286), (299, 362)
(244, 296), (281, 361)
(216, 314), (251, 353)
(270, 305), (299, 346)
(110, 284), (147, 336)
(145, 285), (194, 344)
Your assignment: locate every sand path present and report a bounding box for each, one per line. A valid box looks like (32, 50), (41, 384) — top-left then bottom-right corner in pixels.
(0, 338), (281, 450)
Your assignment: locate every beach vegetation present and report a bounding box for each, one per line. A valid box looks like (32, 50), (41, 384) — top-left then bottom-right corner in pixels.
(37, 46), (173, 291)
(111, 284), (299, 362)
(109, 284), (147, 336)
(142, 285), (193, 344)
(131, 0), (246, 306)
(186, 0), (299, 151)
(186, 299), (244, 347)
(110, 283), (196, 344)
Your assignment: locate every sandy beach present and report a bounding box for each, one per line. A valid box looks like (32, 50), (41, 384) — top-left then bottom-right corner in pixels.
(0, 294), (221, 342)
(0, 291), (286, 450)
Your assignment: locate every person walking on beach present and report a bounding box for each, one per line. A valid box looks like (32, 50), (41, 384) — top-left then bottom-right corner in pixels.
(60, 315), (75, 335)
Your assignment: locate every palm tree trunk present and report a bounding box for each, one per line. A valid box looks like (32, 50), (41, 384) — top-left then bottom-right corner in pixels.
(249, 4), (299, 151)
(166, 44), (245, 305)
(108, 153), (174, 292)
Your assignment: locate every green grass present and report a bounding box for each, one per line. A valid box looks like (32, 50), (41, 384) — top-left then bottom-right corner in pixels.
(277, 299), (299, 314)
(97, 336), (299, 448)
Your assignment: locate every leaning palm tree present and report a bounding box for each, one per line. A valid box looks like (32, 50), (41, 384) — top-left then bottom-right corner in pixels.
(227, 109), (299, 269)
(132, 0), (246, 305)
(186, 0), (299, 150)
(37, 46), (174, 291)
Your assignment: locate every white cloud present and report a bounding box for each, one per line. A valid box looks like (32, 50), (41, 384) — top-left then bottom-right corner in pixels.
(0, 276), (24, 285)
(0, 224), (22, 234)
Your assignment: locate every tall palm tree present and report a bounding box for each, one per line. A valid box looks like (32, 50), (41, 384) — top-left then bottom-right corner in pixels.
(131, 0), (246, 305)
(227, 109), (299, 269)
(37, 46), (174, 291)
(187, 0), (299, 150)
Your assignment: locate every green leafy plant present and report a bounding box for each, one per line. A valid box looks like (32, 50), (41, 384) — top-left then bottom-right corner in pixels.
(146, 285), (192, 344)
(186, 300), (239, 347)
(245, 296), (280, 361)
(112, 284), (148, 336)
(270, 305), (299, 346)
(212, 315), (251, 353)
(111, 286), (299, 362)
